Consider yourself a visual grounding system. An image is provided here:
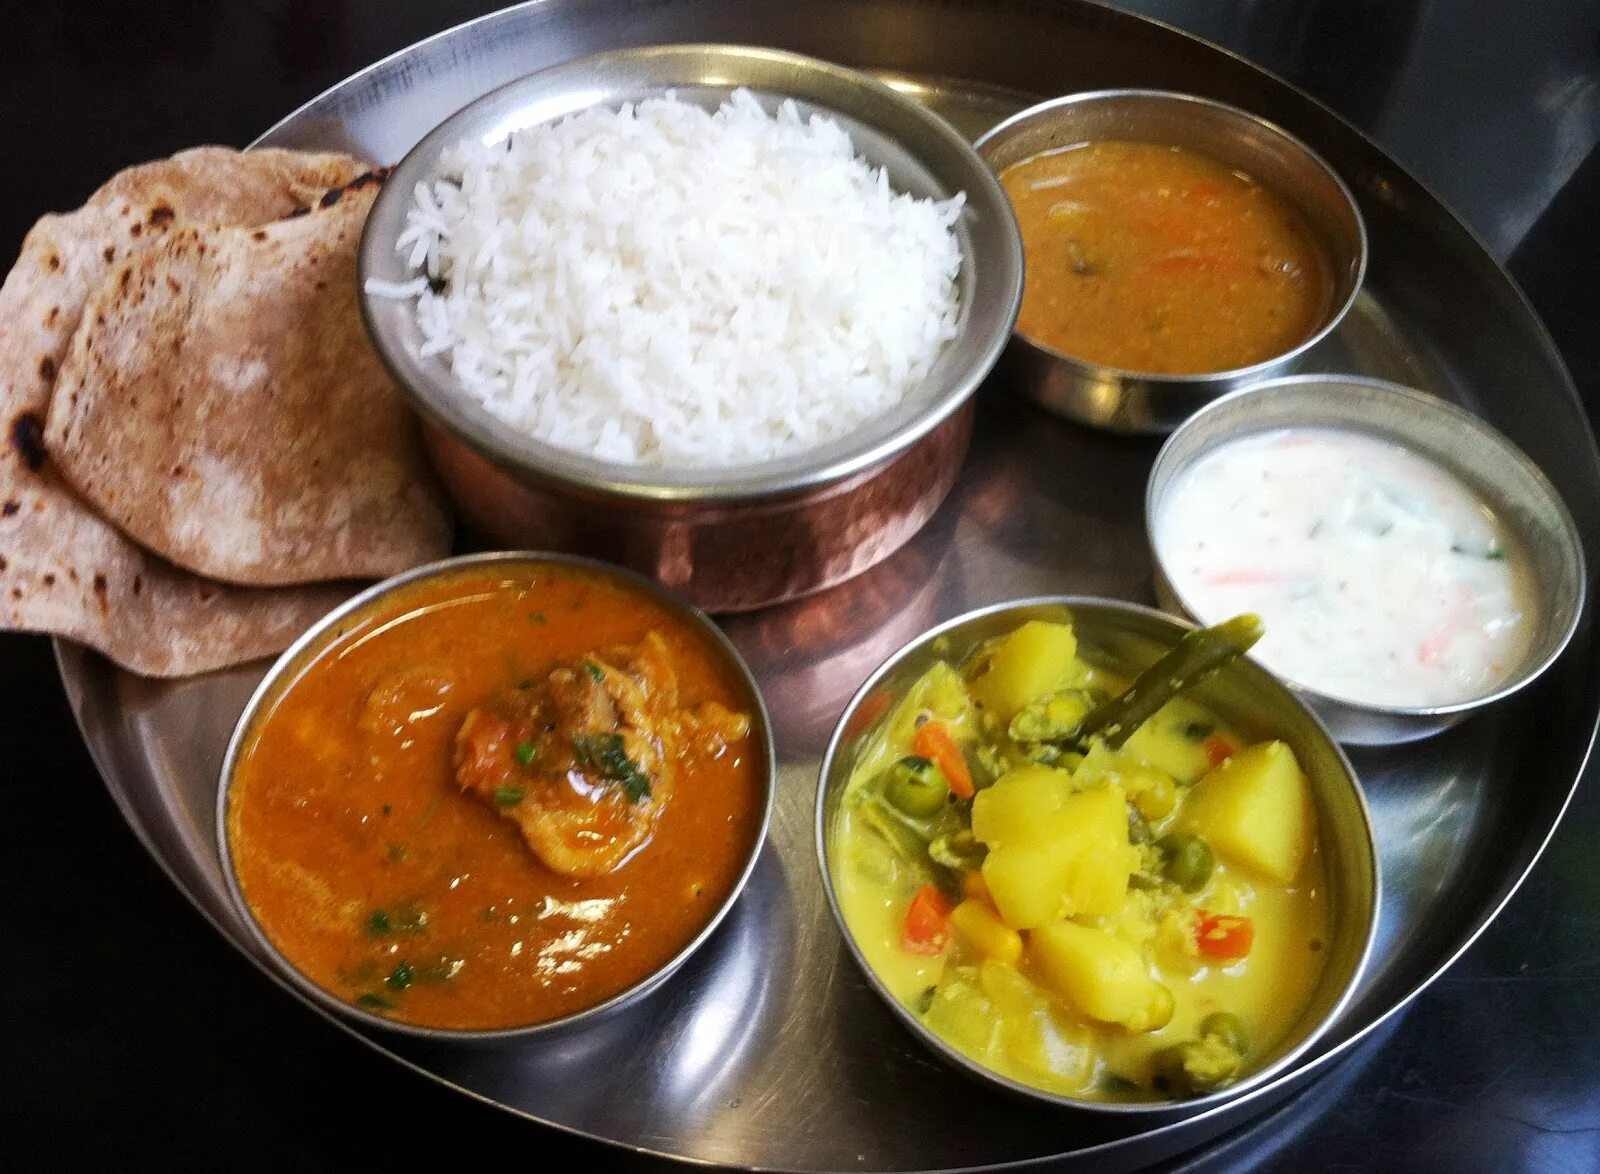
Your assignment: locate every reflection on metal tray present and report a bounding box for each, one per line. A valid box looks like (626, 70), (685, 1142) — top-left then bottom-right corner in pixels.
(56, 0), (1599, 1170)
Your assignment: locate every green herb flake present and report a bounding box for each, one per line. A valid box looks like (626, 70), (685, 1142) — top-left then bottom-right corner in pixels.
(366, 910), (392, 935)
(514, 741), (537, 766)
(528, 612), (547, 624)
(386, 962), (414, 991)
(380, 803), (392, 817)
(355, 992), (393, 1012)
(571, 732), (652, 802)
(495, 785), (525, 806)
(386, 843), (409, 863)
(583, 659), (606, 683)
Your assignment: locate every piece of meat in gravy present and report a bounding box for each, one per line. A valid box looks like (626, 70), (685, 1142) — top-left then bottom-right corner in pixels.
(454, 633), (749, 877)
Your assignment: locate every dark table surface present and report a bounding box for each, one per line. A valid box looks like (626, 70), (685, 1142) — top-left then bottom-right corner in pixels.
(4, 2), (1598, 1170)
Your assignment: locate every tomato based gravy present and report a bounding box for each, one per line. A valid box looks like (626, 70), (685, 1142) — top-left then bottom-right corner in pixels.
(226, 564), (766, 1030)
(999, 141), (1333, 375)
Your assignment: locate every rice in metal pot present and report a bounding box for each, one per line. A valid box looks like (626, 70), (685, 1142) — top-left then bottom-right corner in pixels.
(371, 90), (965, 468)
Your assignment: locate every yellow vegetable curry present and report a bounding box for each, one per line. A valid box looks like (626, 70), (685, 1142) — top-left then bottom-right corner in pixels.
(830, 619), (1327, 1100)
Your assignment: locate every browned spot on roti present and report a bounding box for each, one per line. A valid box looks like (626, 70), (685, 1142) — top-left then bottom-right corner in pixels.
(38, 357), (55, 382)
(41, 573), (54, 586)
(132, 574), (143, 596)
(9, 413), (46, 471)
(2, 501), (18, 517)
(166, 276), (181, 294)
(44, 306), (59, 327)
(0, 556), (8, 572)
(44, 253), (60, 272)
(288, 205), (311, 218)
(103, 245), (115, 264)
(148, 204), (175, 227)
(120, 269), (132, 292)
(130, 222), (142, 238)
(252, 230), (268, 242)
(10, 588), (19, 600)
(93, 573), (107, 594)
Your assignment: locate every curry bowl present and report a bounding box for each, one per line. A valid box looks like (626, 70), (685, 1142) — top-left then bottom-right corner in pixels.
(217, 551), (775, 1042)
(1147, 376), (1587, 744)
(815, 597), (1378, 1113)
(973, 90), (1366, 434)
(360, 43), (1023, 611)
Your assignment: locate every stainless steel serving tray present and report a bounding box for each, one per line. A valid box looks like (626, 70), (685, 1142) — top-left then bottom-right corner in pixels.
(56, 1), (1599, 1170)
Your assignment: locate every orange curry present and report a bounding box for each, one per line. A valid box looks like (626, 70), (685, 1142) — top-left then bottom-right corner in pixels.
(226, 564), (765, 1030)
(999, 141), (1333, 375)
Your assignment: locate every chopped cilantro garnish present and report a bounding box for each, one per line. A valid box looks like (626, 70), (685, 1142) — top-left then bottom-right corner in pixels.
(514, 741), (536, 766)
(380, 803), (392, 817)
(570, 732), (652, 802)
(355, 992), (393, 1012)
(366, 910), (391, 935)
(386, 962), (413, 991)
(528, 612), (547, 623)
(495, 785), (525, 806)
(583, 659), (605, 682)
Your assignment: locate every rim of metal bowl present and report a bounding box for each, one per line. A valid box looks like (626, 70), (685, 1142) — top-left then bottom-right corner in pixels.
(972, 88), (1368, 385)
(215, 550), (777, 1043)
(813, 594), (1379, 1115)
(358, 43), (1024, 506)
(1145, 375), (1589, 720)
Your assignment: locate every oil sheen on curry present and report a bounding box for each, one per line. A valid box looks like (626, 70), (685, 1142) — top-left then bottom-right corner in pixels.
(226, 564), (764, 1030)
(999, 141), (1332, 375)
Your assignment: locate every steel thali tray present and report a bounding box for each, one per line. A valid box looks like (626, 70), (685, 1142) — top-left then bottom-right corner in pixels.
(56, 0), (1600, 1169)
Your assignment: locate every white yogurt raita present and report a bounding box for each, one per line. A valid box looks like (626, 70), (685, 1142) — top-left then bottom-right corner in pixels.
(1157, 427), (1536, 707)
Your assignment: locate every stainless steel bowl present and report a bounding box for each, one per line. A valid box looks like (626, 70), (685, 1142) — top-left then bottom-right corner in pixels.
(815, 596), (1379, 1115)
(359, 44), (1023, 612)
(973, 90), (1367, 434)
(1147, 376), (1587, 744)
(216, 551), (776, 1042)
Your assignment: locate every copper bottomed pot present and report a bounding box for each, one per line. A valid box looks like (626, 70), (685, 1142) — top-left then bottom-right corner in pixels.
(424, 402), (974, 614)
(359, 46), (1024, 613)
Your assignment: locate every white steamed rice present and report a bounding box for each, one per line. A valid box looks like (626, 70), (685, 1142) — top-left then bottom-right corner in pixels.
(369, 89), (965, 468)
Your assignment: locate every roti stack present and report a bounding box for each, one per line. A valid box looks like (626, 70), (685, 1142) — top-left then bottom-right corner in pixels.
(0, 147), (452, 676)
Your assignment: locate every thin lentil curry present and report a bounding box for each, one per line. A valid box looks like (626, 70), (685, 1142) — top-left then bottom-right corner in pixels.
(999, 141), (1333, 375)
(226, 563), (764, 1030)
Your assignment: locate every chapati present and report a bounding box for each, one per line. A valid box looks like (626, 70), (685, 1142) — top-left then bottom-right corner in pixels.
(46, 172), (452, 586)
(0, 147), (366, 675)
